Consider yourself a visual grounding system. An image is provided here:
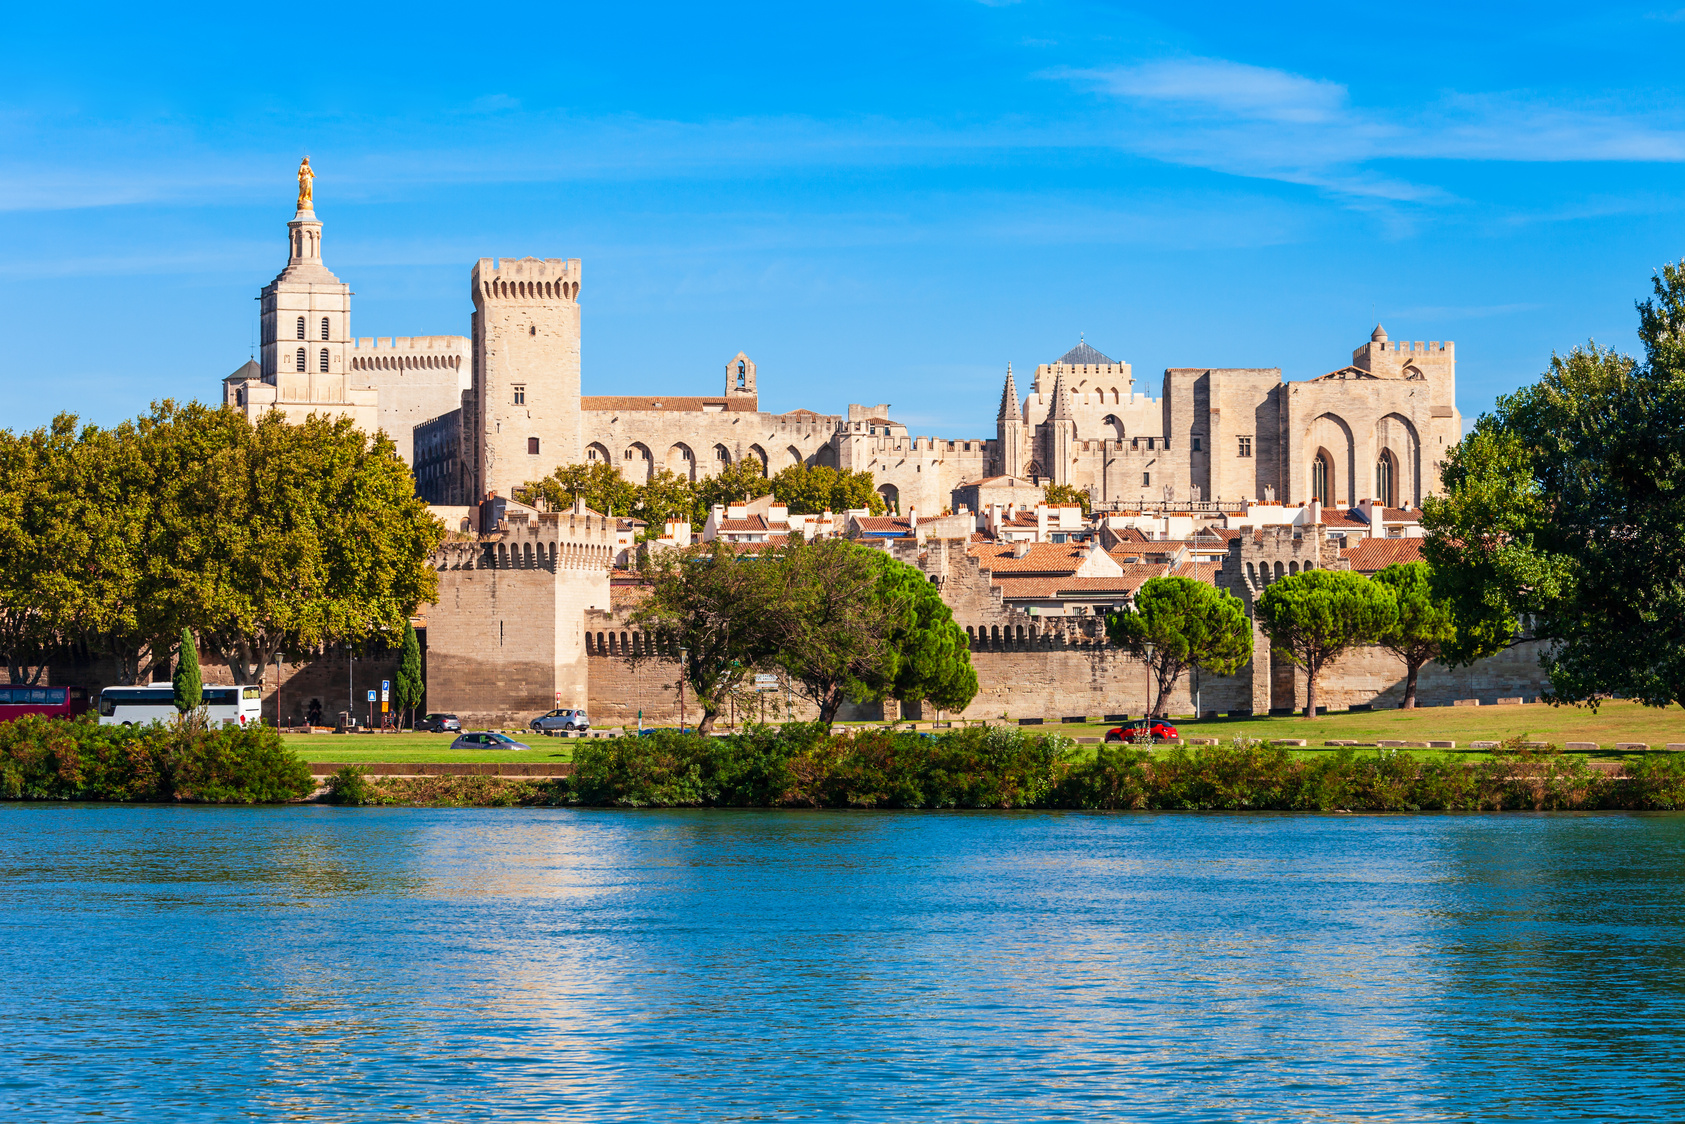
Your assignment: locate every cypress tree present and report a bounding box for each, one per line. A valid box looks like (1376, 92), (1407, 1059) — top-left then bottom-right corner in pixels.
(173, 628), (202, 714)
(395, 621), (424, 729)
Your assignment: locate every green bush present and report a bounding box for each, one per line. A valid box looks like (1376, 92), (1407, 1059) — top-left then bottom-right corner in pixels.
(326, 765), (375, 806)
(0, 714), (313, 803)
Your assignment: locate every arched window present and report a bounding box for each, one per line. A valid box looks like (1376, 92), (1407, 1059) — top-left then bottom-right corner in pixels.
(296, 347), (307, 371)
(714, 444), (730, 467)
(1376, 452), (1396, 509)
(1311, 453), (1331, 506)
(737, 360), (747, 388)
(319, 349), (330, 373)
(320, 317), (330, 341)
(295, 317), (306, 340)
(528, 438), (540, 455)
(1102, 414), (1125, 440)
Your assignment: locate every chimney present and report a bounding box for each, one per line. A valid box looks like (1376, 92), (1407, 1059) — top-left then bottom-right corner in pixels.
(1013, 541), (1032, 559)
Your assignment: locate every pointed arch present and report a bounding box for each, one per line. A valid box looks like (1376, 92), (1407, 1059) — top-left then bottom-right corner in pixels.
(748, 444), (769, 474)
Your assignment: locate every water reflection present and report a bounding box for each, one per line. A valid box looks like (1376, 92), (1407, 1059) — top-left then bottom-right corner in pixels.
(2, 806), (1683, 1121)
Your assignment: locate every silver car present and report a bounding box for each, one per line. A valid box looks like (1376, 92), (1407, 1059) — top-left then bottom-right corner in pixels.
(449, 731), (531, 751)
(530, 708), (590, 735)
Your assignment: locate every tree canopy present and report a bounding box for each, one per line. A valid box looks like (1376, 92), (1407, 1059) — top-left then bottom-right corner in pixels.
(1422, 262), (1685, 707)
(1105, 576), (1251, 717)
(1254, 569), (1396, 718)
(1042, 483), (1091, 515)
(1372, 561), (1455, 709)
(515, 461), (639, 518)
(0, 401), (443, 686)
(770, 464), (885, 516)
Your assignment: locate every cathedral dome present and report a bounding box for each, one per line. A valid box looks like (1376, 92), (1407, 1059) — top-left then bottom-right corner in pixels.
(1057, 338), (1117, 366)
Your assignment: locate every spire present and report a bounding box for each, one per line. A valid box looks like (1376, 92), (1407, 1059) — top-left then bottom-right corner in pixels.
(1370, 323), (1388, 343)
(1048, 370), (1074, 422)
(997, 363), (1019, 423)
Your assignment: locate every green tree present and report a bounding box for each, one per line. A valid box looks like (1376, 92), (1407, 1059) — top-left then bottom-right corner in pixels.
(1254, 569), (1397, 718)
(695, 459), (774, 517)
(634, 468), (700, 530)
(172, 627), (202, 714)
(1371, 561), (1456, 709)
(151, 403), (443, 684)
(627, 541), (778, 732)
(770, 464), (885, 516)
(771, 540), (976, 726)
(1422, 265), (1685, 707)
(395, 620), (425, 729)
(1043, 483), (1091, 515)
(515, 460), (638, 517)
(1105, 576), (1251, 718)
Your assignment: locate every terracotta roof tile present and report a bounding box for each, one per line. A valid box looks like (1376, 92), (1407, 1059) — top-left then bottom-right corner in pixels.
(1341, 537), (1424, 573)
(967, 542), (1090, 574)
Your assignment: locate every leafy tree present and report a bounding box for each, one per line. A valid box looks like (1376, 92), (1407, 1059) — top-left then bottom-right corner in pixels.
(627, 541), (778, 732)
(1254, 569), (1397, 718)
(150, 403), (443, 684)
(1422, 265), (1685, 708)
(633, 468), (700, 530)
(395, 620), (424, 729)
(858, 550), (977, 716)
(695, 459), (774, 517)
(515, 460), (638, 517)
(1371, 561), (1455, 709)
(1043, 483), (1091, 515)
(770, 464), (885, 516)
(172, 627), (202, 714)
(1105, 576), (1251, 718)
(768, 538), (899, 725)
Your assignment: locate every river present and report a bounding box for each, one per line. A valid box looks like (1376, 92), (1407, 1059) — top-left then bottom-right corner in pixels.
(2, 806), (1682, 1122)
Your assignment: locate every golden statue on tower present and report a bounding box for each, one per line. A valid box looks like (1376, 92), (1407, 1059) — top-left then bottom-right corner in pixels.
(296, 156), (315, 210)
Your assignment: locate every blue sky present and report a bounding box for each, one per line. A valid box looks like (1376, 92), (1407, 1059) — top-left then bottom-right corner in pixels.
(6, 1), (1685, 437)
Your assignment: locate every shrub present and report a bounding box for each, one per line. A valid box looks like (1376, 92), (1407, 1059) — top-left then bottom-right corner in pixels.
(326, 765), (375, 806)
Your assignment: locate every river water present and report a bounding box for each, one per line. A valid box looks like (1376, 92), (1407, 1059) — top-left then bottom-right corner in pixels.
(2, 806), (1682, 1122)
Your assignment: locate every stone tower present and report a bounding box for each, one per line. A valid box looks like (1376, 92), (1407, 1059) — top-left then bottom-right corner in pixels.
(1043, 370), (1076, 485)
(469, 257), (583, 500)
(259, 164), (351, 387)
(996, 364), (1024, 479)
(725, 351), (757, 404)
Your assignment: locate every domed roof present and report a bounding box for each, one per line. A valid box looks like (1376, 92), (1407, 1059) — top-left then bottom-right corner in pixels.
(1057, 337), (1116, 366)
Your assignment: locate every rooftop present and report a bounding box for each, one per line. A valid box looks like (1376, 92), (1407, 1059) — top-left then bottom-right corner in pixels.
(1056, 339), (1118, 366)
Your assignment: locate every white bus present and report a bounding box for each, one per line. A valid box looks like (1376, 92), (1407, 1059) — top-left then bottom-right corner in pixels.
(98, 685), (264, 729)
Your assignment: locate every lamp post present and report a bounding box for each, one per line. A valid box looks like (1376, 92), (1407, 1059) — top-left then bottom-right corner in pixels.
(678, 647), (689, 732)
(1143, 640), (1155, 720)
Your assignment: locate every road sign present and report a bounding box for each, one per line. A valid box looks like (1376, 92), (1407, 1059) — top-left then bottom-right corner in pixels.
(366, 690), (376, 702)
(381, 679), (390, 701)
(754, 673), (778, 691)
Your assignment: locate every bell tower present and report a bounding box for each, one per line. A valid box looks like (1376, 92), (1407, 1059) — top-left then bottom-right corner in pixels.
(725, 351), (757, 404)
(259, 157), (351, 387)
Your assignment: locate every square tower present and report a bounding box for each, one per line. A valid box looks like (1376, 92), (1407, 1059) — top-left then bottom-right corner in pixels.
(470, 257), (583, 499)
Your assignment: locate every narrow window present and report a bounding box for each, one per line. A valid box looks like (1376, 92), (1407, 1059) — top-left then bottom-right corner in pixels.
(528, 437), (540, 455)
(319, 349), (330, 373)
(296, 347), (307, 370)
(296, 316), (306, 340)
(1192, 436), (1202, 452)
(1238, 436), (1253, 458)
(1143, 472), (1151, 487)
(513, 385), (526, 405)
(321, 317), (330, 341)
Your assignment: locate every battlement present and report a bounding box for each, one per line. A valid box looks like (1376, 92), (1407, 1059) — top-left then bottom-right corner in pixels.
(472, 257), (582, 303)
(349, 335), (468, 373)
(1375, 341), (1453, 354)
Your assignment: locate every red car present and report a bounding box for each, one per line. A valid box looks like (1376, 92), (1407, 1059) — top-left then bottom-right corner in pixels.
(1105, 719), (1179, 744)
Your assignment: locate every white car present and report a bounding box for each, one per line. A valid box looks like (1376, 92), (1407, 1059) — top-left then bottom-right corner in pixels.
(530, 708), (590, 735)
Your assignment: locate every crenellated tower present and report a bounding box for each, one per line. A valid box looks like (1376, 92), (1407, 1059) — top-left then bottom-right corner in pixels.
(469, 257), (583, 499)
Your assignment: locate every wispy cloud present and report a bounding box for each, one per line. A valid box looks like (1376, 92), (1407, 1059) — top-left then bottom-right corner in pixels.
(1055, 57), (1685, 201)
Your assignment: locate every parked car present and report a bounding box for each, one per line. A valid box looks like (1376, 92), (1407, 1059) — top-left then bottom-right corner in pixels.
(637, 727), (692, 737)
(423, 713), (461, 733)
(1105, 719), (1179, 744)
(531, 708), (590, 735)
(450, 731), (531, 751)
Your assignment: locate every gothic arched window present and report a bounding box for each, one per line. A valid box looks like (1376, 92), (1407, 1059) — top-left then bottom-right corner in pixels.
(1376, 453), (1395, 509)
(319, 349), (330, 373)
(295, 347), (307, 371)
(321, 317), (331, 341)
(1312, 454), (1331, 506)
(295, 317), (306, 340)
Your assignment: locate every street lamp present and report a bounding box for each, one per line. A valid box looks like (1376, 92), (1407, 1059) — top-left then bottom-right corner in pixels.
(1143, 640), (1155, 720)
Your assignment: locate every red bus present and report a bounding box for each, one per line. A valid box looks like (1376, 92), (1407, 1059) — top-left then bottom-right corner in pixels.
(0, 685), (92, 720)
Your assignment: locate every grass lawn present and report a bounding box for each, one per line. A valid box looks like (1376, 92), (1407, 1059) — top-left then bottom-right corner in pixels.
(1047, 699), (1685, 750)
(285, 731), (576, 764)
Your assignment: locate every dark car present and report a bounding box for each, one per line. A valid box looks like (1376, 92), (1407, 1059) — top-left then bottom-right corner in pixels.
(423, 713), (461, 733)
(449, 731), (531, 751)
(1105, 719), (1179, 744)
